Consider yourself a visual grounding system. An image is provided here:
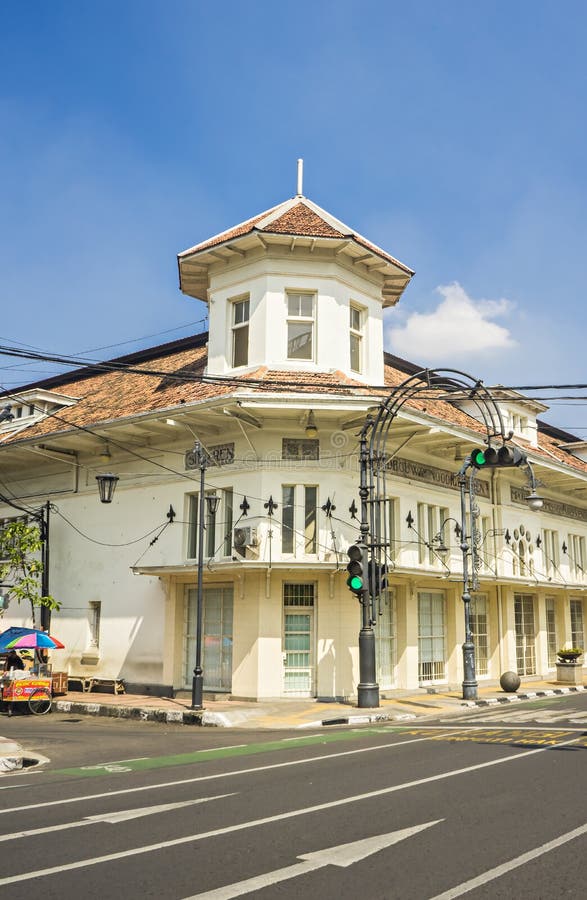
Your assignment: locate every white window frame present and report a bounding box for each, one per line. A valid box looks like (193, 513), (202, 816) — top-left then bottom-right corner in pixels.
(545, 597), (558, 668)
(88, 601), (101, 650)
(231, 296), (250, 368)
(514, 593), (537, 676)
(470, 594), (489, 677)
(376, 588), (396, 689)
(417, 503), (450, 566)
(542, 529), (560, 578)
(568, 534), (586, 579)
(281, 484), (318, 556)
(418, 591), (447, 684)
(286, 291), (315, 361)
(570, 598), (585, 649)
(349, 303), (364, 374)
(186, 489), (233, 561)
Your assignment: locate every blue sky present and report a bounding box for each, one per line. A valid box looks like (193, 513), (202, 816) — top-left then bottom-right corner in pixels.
(1, 2), (586, 432)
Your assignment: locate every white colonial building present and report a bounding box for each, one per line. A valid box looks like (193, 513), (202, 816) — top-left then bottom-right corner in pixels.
(1, 188), (586, 699)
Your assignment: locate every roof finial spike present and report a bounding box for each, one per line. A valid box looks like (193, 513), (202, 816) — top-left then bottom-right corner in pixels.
(296, 158), (304, 197)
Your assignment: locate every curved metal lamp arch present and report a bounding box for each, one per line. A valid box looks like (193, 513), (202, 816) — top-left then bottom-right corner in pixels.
(366, 368), (508, 582)
(354, 368), (514, 708)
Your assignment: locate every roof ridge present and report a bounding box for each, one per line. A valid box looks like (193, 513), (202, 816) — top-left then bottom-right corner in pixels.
(178, 199), (290, 258)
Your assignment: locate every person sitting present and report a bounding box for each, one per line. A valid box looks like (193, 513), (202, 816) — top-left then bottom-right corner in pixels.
(3, 651), (25, 672)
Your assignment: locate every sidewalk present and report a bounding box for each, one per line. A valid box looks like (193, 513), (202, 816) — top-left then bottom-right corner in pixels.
(49, 677), (587, 730)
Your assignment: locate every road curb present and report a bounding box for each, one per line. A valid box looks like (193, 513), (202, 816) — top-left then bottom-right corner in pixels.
(53, 699), (204, 726)
(463, 685), (586, 708)
(50, 684), (586, 729)
(309, 712), (418, 728)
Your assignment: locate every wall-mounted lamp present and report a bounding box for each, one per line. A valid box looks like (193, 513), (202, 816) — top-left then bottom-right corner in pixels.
(305, 410), (318, 438)
(525, 490), (544, 512)
(98, 444), (112, 464)
(206, 494), (220, 517)
(524, 462), (544, 511)
(96, 473), (119, 504)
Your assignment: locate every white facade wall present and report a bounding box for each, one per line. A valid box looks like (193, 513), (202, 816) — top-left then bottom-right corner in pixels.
(205, 252), (384, 384)
(3, 413), (586, 700)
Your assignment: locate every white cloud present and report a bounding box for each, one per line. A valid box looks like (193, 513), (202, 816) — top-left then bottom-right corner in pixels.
(387, 282), (517, 361)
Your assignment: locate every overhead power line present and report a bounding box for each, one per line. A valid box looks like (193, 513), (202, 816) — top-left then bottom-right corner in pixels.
(3, 340), (587, 397)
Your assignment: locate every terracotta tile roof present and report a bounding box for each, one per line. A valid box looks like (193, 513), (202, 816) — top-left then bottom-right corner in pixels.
(235, 366), (368, 395)
(263, 203), (344, 238)
(1, 337), (586, 480)
(181, 204), (282, 255)
(179, 198), (414, 274)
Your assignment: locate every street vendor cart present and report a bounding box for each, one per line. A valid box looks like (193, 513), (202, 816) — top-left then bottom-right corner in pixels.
(0, 674), (52, 715)
(0, 625), (65, 716)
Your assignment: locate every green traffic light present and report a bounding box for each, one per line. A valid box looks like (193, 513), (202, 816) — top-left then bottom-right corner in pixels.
(471, 449), (486, 466)
(347, 575), (364, 591)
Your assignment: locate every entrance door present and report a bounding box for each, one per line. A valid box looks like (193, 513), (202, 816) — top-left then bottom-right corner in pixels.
(184, 585), (233, 692)
(418, 591), (446, 684)
(283, 583), (315, 696)
(515, 593), (536, 675)
(283, 612), (314, 695)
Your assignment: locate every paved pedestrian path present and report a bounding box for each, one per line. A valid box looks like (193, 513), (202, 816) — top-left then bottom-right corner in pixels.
(49, 677), (586, 729)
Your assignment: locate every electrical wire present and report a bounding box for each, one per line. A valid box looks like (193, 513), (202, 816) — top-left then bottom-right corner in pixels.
(51, 507), (170, 548)
(4, 336), (587, 396)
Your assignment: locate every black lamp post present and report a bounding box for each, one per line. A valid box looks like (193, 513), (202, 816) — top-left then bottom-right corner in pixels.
(356, 422), (379, 709)
(191, 441), (220, 710)
(458, 454), (544, 701)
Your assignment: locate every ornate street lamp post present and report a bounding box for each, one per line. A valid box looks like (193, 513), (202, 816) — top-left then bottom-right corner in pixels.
(457, 452), (543, 700)
(356, 368), (546, 707)
(191, 441), (220, 710)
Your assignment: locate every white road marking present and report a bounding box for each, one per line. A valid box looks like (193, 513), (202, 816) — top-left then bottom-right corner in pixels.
(195, 745), (247, 752)
(0, 795), (234, 842)
(458, 707), (586, 725)
(0, 731), (461, 815)
(429, 821), (587, 899)
(183, 820), (443, 899)
(0, 735), (580, 886)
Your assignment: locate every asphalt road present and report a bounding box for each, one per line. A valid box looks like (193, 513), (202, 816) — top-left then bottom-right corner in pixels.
(0, 693), (585, 899)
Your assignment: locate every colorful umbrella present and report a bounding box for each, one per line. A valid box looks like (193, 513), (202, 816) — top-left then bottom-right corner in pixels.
(0, 626), (65, 651)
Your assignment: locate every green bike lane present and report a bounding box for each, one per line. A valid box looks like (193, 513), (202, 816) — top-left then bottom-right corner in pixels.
(52, 722), (586, 779)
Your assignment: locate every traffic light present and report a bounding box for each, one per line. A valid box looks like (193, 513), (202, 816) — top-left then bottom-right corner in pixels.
(470, 445), (527, 469)
(367, 559), (387, 596)
(346, 545), (365, 595)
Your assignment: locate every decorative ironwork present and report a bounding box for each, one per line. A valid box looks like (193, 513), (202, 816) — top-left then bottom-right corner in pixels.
(264, 496), (278, 517)
(321, 497), (336, 518)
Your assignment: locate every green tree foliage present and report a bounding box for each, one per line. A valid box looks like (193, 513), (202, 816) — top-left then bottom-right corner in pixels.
(0, 520), (60, 615)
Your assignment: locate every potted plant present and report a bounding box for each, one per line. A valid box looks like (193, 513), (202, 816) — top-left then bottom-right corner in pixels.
(557, 647), (584, 663)
(556, 648), (584, 685)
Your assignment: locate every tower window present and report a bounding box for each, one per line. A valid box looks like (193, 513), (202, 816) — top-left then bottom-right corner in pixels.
(231, 297), (249, 368)
(287, 292), (314, 361)
(349, 304), (364, 373)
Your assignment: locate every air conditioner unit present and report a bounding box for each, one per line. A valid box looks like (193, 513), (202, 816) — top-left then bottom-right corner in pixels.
(233, 526), (259, 557)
